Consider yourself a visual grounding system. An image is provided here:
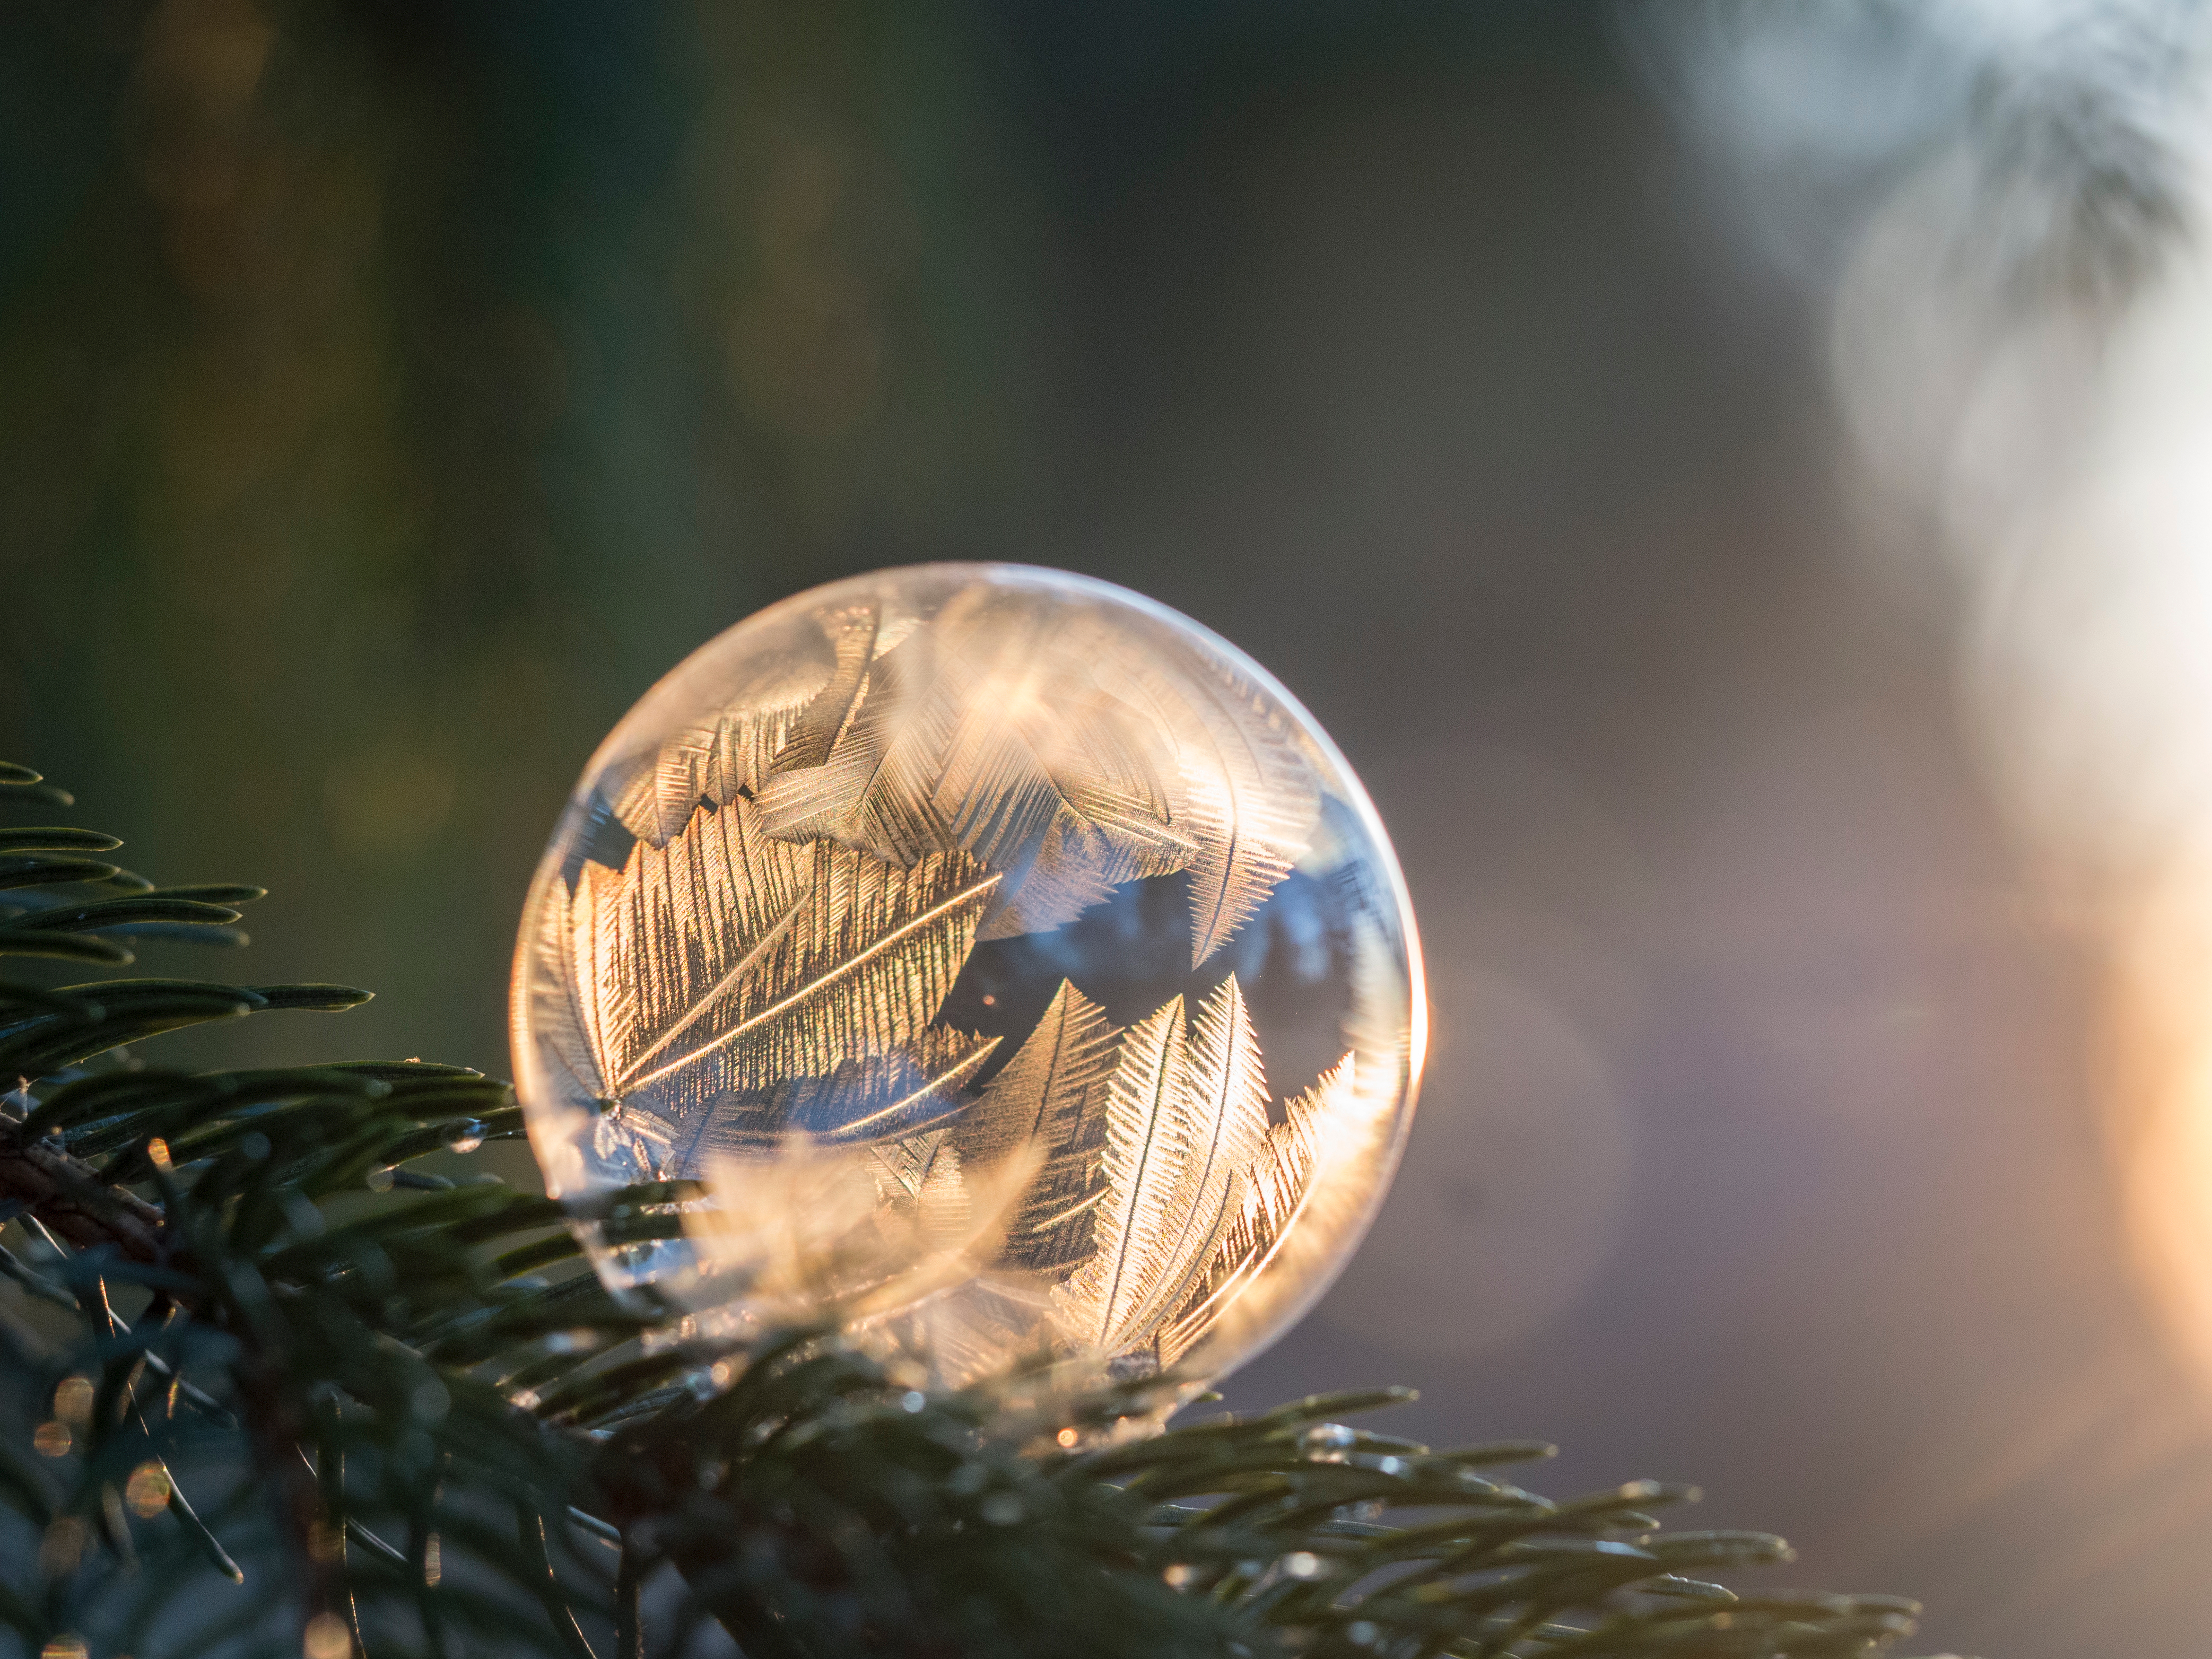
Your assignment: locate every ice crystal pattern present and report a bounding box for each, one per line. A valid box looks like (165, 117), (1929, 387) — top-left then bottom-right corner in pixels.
(518, 569), (1415, 1379)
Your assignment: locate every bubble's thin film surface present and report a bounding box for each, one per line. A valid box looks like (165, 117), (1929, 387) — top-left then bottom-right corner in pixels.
(510, 564), (1422, 1386)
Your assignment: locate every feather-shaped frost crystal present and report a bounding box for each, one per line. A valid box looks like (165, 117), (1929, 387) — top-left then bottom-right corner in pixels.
(533, 796), (997, 1142)
(1051, 977), (1270, 1359)
(953, 979), (1118, 1274)
(514, 563), (1422, 1386)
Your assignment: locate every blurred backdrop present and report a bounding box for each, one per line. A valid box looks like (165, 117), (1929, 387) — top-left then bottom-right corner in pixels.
(8, 3), (2212, 1654)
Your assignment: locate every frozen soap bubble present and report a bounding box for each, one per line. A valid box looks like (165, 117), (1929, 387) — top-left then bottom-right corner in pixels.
(511, 565), (1423, 1386)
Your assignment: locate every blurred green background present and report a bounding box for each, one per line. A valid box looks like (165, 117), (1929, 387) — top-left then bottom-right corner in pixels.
(10, 5), (2212, 1656)
(1, 0), (1078, 1069)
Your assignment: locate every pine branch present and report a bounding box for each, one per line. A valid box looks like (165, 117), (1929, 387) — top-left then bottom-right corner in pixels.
(0, 761), (1931, 1659)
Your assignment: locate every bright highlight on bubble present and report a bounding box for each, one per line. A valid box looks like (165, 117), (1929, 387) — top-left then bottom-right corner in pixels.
(512, 564), (1422, 1385)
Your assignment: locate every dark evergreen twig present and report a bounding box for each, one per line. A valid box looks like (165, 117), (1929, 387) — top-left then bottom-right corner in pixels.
(0, 761), (1929, 1658)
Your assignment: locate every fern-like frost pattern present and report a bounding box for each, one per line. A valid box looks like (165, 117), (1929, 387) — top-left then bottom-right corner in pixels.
(953, 979), (1118, 1274)
(536, 796), (997, 1146)
(522, 569), (1414, 1382)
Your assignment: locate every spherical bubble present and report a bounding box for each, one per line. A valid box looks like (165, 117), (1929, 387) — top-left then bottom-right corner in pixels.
(510, 564), (1423, 1386)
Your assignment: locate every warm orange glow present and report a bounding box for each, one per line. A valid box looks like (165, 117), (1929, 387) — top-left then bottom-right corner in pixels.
(2108, 877), (2212, 1389)
(303, 1612), (354, 1659)
(1832, 130), (2212, 1399)
(126, 1460), (174, 1520)
(51, 1375), (94, 1428)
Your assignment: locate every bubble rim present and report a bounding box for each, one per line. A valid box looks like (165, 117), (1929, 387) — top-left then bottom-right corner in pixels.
(507, 561), (1427, 1381)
